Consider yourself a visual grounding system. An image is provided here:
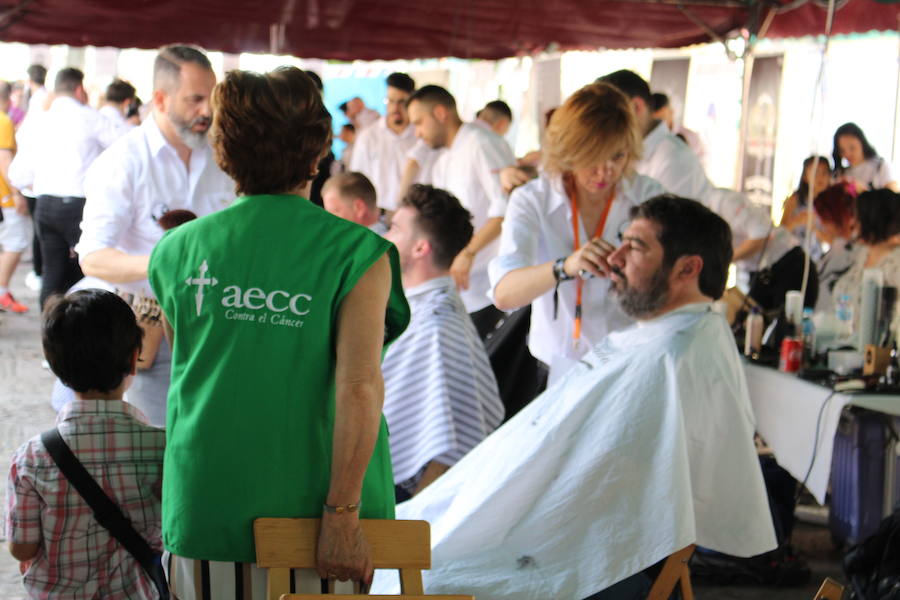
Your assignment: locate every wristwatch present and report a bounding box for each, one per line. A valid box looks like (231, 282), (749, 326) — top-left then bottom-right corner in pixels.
(553, 257), (573, 282)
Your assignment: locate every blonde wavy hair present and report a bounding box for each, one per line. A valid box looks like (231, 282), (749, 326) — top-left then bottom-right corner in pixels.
(542, 82), (642, 176)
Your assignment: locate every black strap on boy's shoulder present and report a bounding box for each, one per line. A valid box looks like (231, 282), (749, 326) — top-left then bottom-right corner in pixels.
(41, 428), (169, 599)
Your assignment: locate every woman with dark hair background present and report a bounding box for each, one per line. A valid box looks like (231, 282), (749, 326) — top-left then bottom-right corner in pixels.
(832, 122), (898, 192)
(832, 188), (900, 334)
(812, 182), (858, 312)
(779, 155), (832, 260)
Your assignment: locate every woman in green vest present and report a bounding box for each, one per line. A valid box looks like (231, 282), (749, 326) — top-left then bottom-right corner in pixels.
(148, 66), (410, 597)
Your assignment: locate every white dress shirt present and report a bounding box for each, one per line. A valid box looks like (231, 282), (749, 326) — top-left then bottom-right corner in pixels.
(489, 172), (665, 377)
(431, 123), (516, 312)
(349, 117), (417, 211)
(637, 120), (714, 203)
(76, 114), (235, 297)
(8, 96), (122, 198)
(406, 139), (443, 185)
(354, 107), (380, 130)
(98, 104), (134, 134)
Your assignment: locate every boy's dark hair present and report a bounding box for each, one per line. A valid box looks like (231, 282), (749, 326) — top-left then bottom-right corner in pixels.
(406, 85), (456, 110)
(386, 72), (415, 94)
(597, 69), (652, 105)
(27, 64), (46, 85)
(630, 195), (733, 299)
(54, 68), (84, 94)
(400, 184), (473, 270)
(42, 290), (143, 394)
(304, 69), (323, 92)
(105, 78), (136, 104)
(856, 188), (900, 245)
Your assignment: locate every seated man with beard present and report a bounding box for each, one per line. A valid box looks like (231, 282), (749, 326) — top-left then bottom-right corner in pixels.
(372, 194), (777, 600)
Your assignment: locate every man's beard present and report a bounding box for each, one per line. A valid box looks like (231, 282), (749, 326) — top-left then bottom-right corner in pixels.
(169, 108), (210, 150)
(611, 264), (671, 319)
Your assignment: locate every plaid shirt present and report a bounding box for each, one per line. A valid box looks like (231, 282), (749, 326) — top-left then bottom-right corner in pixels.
(6, 399), (165, 599)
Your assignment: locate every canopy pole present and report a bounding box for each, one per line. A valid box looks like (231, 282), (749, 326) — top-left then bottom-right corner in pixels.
(734, 45), (754, 191)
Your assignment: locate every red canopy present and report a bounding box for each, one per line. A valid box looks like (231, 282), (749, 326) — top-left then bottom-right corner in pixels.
(0, 0), (896, 60)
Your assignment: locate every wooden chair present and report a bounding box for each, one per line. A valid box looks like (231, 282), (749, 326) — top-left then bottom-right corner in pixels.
(647, 545), (695, 600)
(813, 577), (845, 600)
(254, 517), (474, 600)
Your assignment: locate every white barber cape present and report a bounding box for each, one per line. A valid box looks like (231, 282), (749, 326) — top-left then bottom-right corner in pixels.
(373, 303), (776, 599)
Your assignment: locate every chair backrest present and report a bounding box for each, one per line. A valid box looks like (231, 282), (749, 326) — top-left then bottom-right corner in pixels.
(813, 577), (845, 600)
(254, 518), (473, 600)
(647, 545), (695, 600)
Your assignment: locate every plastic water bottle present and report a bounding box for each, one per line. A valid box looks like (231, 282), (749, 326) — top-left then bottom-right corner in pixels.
(801, 307), (816, 363)
(836, 294), (854, 344)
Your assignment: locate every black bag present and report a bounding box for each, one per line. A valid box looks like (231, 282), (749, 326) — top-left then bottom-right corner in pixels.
(41, 428), (169, 599)
(844, 507), (900, 599)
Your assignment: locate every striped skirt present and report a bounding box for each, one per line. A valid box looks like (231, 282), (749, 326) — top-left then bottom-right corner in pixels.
(164, 553), (357, 599)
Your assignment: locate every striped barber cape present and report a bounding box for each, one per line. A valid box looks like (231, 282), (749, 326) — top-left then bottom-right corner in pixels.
(382, 276), (504, 486)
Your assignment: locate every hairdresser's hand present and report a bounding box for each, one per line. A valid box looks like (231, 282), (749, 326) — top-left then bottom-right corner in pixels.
(564, 237), (616, 278)
(500, 166), (533, 193)
(450, 249), (475, 290)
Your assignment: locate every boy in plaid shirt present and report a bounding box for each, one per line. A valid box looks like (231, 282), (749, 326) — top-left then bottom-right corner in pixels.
(6, 289), (166, 599)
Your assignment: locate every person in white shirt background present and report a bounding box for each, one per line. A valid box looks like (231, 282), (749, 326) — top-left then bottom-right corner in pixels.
(24, 64), (47, 116)
(650, 91), (706, 168)
(8, 67), (124, 308)
(489, 82), (664, 382)
(76, 44), (235, 427)
(832, 121), (899, 192)
(349, 72), (418, 213)
(474, 100), (513, 137)
(340, 96), (380, 131)
(407, 84), (515, 338)
(98, 78), (138, 132)
(322, 171), (387, 235)
(600, 70), (772, 266)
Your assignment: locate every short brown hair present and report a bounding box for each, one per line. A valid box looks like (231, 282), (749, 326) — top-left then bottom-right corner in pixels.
(322, 172), (377, 211)
(211, 67), (331, 196)
(542, 82), (642, 176)
(42, 290), (143, 393)
(400, 184), (473, 270)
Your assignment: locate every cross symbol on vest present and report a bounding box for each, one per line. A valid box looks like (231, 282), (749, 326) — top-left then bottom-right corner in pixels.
(185, 259), (218, 316)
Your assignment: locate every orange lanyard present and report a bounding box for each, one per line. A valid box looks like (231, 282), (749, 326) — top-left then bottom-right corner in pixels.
(565, 176), (615, 343)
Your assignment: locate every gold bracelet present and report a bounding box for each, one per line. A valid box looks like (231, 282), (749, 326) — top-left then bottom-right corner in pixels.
(323, 502), (361, 514)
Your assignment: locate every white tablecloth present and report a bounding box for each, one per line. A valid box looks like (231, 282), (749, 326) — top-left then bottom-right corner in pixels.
(744, 362), (900, 504)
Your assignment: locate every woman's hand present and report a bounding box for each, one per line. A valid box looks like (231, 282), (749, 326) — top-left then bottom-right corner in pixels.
(564, 237), (617, 278)
(316, 512), (374, 586)
(450, 250), (475, 290)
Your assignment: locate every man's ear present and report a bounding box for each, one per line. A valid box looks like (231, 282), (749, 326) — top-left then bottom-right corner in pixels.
(433, 103), (447, 124)
(151, 88), (168, 114)
(631, 96), (647, 118)
(413, 237), (432, 260)
(674, 254), (703, 281)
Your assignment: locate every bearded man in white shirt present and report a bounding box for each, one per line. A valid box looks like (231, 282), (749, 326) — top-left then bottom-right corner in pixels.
(8, 67), (124, 308)
(76, 45), (235, 428)
(349, 72), (418, 213)
(407, 85), (515, 338)
(373, 194), (776, 600)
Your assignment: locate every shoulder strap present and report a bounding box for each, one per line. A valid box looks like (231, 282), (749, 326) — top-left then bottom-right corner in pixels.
(40, 428), (159, 570)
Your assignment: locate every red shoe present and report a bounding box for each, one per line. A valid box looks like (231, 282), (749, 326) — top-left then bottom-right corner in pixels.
(0, 291), (28, 313)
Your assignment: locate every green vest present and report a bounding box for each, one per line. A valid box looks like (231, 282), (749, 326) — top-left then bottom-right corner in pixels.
(148, 194), (409, 562)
